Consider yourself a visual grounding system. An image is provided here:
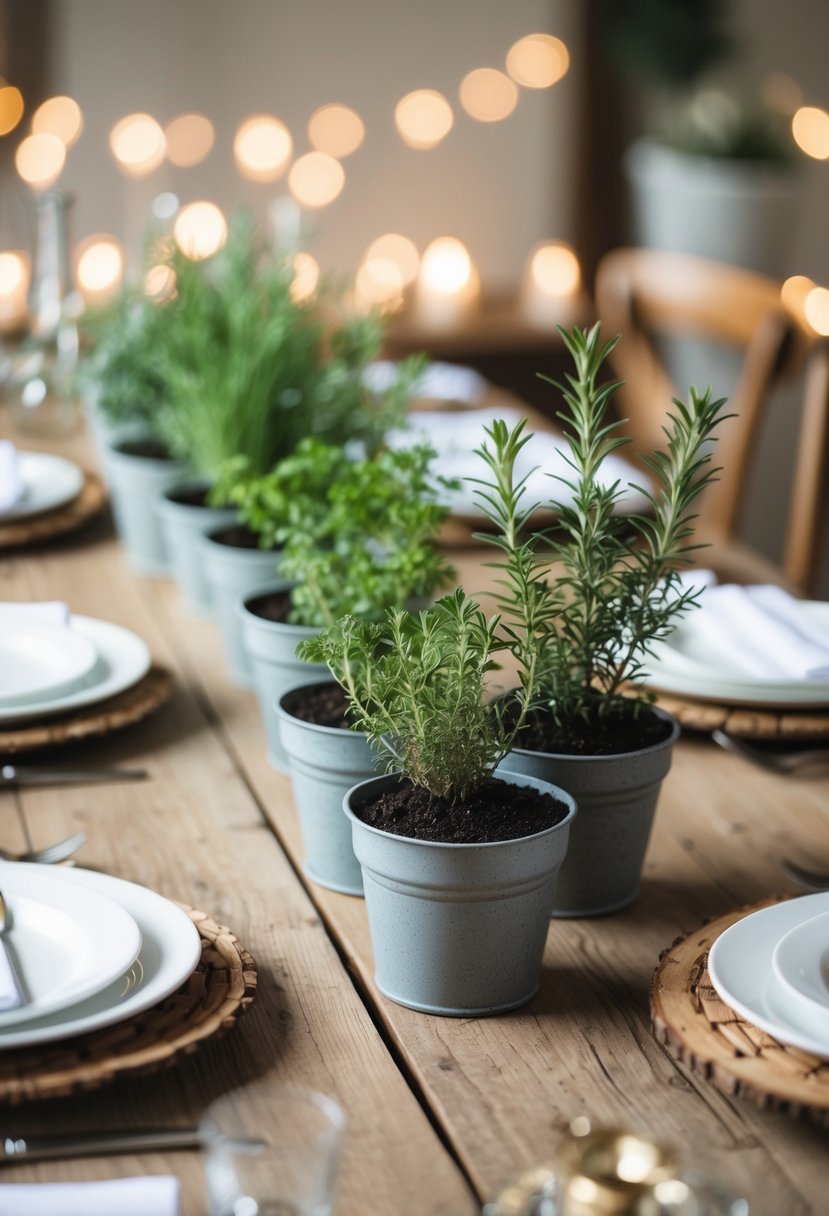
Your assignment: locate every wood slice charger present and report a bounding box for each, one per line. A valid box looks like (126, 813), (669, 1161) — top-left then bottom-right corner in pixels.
(651, 898), (829, 1125)
(651, 691), (829, 741)
(0, 470), (107, 550)
(0, 906), (257, 1103)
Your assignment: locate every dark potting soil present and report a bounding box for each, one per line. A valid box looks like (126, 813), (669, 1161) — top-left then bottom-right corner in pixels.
(355, 777), (570, 844)
(211, 524), (267, 550)
(116, 437), (171, 460)
(167, 485), (211, 508)
(288, 682), (354, 730)
(517, 705), (672, 757)
(248, 589), (292, 623)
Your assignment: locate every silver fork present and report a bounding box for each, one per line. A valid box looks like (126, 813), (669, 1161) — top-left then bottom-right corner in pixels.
(0, 832), (86, 865)
(712, 730), (829, 773)
(0, 890), (25, 1006)
(781, 858), (829, 891)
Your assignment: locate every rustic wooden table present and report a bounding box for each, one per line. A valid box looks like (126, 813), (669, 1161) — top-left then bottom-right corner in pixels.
(2, 423), (828, 1215)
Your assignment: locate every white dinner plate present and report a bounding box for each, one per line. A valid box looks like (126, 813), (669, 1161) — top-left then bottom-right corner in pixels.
(0, 866), (141, 1029)
(0, 616), (151, 724)
(0, 622), (99, 707)
(708, 892), (829, 1059)
(0, 452), (84, 521)
(645, 601), (829, 707)
(0, 864), (202, 1049)
(772, 910), (829, 1018)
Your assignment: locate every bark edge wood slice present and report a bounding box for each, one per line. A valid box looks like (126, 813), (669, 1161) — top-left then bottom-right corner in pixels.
(650, 897), (829, 1126)
(0, 471), (107, 548)
(652, 692), (829, 740)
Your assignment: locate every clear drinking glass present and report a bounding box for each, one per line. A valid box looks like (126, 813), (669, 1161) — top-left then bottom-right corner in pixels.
(200, 1083), (346, 1216)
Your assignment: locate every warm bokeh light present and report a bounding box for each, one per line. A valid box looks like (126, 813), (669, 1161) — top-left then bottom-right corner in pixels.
(289, 252), (320, 303)
(165, 113), (215, 167)
(762, 72), (803, 116)
(109, 113), (166, 175)
(76, 235), (124, 304)
(459, 68), (518, 123)
(173, 201), (227, 260)
(506, 33), (570, 89)
(394, 89), (453, 150)
(0, 251), (26, 296)
(15, 133), (66, 189)
(0, 250), (30, 333)
(0, 86), (24, 136)
(32, 96), (83, 147)
(792, 106), (829, 160)
(288, 152), (345, 208)
(805, 286), (829, 336)
(308, 104), (365, 158)
(780, 274), (815, 318)
(529, 242), (581, 297)
(144, 263), (177, 301)
(365, 233), (419, 286)
(234, 115), (293, 182)
(355, 258), (405, 314)
(420, 237), (472, 294)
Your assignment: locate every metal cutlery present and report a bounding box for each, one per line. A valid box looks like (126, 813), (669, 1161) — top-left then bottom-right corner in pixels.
(780, 858), (829, 891)
(0, 765), (147, 789)
(0, 890), (25, 1008)
(711, 730), (829, 773)
(0, 1126), (203, 1165)
(0, 832), (86, 865)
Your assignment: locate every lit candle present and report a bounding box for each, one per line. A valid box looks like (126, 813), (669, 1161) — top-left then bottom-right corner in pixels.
(0, 251), (30, 334)
(522, 240), (581, 327)
(415, 237), (480, 328)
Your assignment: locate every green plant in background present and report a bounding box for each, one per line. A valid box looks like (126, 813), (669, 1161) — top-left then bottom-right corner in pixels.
(76, 285), (168, 435)
(215, 438), (454, 627)
(475, 324), (726, 753)
(300, 589), (534, 803)
(154, 215), (422, 482)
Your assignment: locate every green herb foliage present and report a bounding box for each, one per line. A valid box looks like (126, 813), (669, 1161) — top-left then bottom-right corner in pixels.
(77, 286), (168, 434)
(300, 589), (532, 803)
(154, 215), (420, 481)
(215, 439), (454, 627)
(474, 323), (727, 751)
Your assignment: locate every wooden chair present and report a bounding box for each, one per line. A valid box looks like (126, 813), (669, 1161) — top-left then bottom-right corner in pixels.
(595, 248), (825, 592)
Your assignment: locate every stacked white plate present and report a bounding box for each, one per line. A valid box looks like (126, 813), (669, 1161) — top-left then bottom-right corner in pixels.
(645, 601), (829, 708)
(0, 862), (202, 1049)
(0, 613), (152, 725)
(0, 452), (85, 521)
(708, 893), (829, 1058)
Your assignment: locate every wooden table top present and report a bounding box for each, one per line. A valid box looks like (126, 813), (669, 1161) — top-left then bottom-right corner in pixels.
(2, 422), (828, 1215)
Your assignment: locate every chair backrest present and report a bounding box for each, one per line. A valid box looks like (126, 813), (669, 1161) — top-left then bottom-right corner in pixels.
(595, 248), (821, 590)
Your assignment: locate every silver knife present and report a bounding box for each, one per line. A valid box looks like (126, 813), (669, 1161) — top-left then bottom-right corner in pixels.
(0, 765), (148, 788)
(1, 1127), (201, 1164)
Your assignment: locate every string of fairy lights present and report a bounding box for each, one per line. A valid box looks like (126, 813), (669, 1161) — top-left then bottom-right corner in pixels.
(0, 30), (829, 336)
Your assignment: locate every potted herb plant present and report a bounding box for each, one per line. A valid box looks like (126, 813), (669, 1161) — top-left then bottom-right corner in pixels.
(153, 217), (417, 614)
(300, 591), (577, 1015)
(77, 285), (182, 575)
(480, 325), (724, 916)
(236, 440), (452, 895)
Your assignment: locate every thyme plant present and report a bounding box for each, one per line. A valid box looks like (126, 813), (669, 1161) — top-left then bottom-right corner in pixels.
(475, 323), (726, 751)
(300, 589), (533, 803)
(215, 439), (454, 628)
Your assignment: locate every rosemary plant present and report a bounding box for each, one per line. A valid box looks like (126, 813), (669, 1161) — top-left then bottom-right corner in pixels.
(300, 589), (533, 803)
(154, 215), (421, 482)
(475, 323), (726, 752)
(214, 439), (454, 627)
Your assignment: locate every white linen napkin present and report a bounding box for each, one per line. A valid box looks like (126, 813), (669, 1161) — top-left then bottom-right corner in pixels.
(685, 583), (829, 681)
(0, 442), (23, 513)
(0, 602), (70, 628)
(364, 360), (489, 404)
(0, 1175), (181, 1216)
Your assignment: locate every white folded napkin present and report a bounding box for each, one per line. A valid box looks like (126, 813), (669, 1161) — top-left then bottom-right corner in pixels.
(0, 937), (23, 1013)
(0, 602), (70, 628)
(686, 583), (829, 681)
(0, 442), (23, 513)
(364, 360), (489, 404)
(0, 1175), (181, 1216)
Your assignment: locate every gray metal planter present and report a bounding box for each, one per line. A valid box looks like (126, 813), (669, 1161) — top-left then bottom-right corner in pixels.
(276, 684), (375, 895)
(344, 770), (577, 1016)
(201, 530), (285, 687)
(105, 440), (184, 576)
(154, 485), (237, 615)
(238, 586), (326, 771)
(497, 707), (680, 918)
